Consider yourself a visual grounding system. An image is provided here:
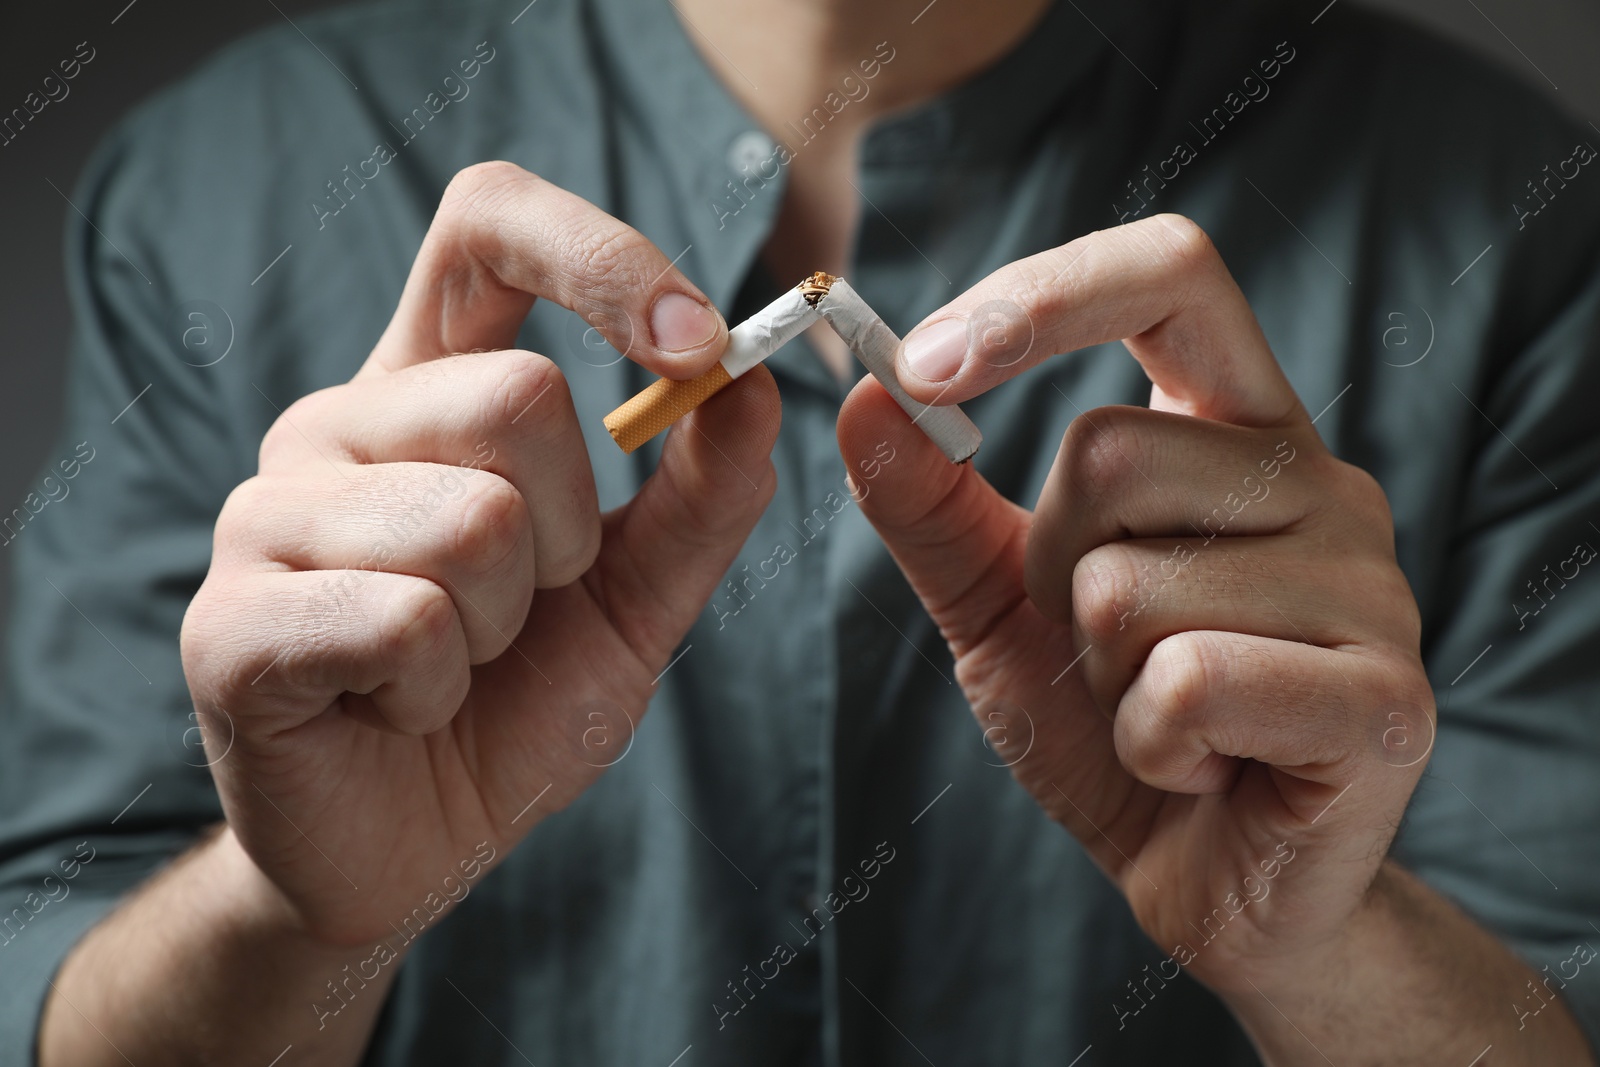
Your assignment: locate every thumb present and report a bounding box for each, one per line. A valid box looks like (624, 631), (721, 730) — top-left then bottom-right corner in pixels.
(595, 365), (782, 664)
(837, 376), (1032, 656)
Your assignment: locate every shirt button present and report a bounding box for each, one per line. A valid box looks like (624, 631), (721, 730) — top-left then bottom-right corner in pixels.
(727, 130), (775, 175)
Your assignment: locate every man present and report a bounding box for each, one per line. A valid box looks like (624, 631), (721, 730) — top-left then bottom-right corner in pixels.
(3, 0), (1598, 1062)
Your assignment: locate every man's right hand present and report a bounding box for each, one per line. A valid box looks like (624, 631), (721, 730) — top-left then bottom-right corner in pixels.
(179, 161), (779, 948)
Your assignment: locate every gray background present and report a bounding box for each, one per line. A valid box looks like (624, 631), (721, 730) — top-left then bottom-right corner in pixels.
(0, 0), (1596, 622)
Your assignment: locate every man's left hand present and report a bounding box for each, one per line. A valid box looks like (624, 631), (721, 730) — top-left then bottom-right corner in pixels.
(838, 213), (1431, 998)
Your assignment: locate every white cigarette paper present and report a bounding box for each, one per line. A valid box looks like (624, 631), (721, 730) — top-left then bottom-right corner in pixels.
(603, 288), (820, 453)
(721, 288), (821, 378)
(817, 280), (983, 464)
(603, 274), (983, 463)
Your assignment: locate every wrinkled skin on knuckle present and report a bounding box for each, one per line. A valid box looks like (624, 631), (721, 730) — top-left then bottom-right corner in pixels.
(1116, 632), (1217, 781)
(258, 388), (340, 471)
(1336, 460), (1399, 547)
(571, 225), (653, 290)
(1060, 408), (1143, 505)
(450, 472), (528, 581)
(487, 349), (564, 430)
(1147, 632), (1217, 730)
(1072, 545), (1141, 647)
(212, 477), (280, 565)
(555, 227), (654, 347)
(379, 581), (459, 680)
(179, 579), (294, 714)
(428, 163), (537, 302)
(441, 160), (529, 226)
(1150, 213), (1220, 275)
(178, 582), (228, 701)
(1307, 457), (1420, 649)
(1142, 213), (1226, 312)
(1348, 556), (1424, 650)
(1005, 255), (1075, 331)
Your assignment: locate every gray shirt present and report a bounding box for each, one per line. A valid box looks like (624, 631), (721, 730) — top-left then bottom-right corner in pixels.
(2, 0), (1599, 1062)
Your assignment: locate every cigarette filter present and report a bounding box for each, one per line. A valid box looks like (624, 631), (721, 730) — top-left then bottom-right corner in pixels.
(602, 273), (982, 463)
(603, 282), (821, 453)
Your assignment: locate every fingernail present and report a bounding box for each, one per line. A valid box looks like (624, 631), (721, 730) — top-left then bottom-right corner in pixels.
(650, 292), (722, 354)
(902, 317), (968, 383)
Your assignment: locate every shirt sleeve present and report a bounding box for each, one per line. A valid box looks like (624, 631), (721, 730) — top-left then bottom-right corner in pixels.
(0, 111), (244, 1063)
(1393, 247), (1600, 1052)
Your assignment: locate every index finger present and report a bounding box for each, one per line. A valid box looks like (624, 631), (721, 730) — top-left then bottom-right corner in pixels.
(895, 214), (1306, 429)
(361, 161), (727, 379)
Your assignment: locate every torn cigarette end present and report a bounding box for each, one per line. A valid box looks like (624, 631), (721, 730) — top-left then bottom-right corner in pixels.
(798, 271), (837, 306)
(601, 272), (982, 464)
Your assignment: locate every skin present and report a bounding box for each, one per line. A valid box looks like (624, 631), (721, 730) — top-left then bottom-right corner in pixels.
(842, 216), (1596, 1063)
(39, 1), (1596, 1065)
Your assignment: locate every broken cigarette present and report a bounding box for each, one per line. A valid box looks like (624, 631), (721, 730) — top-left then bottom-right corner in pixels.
(603, 273), (982, 463)
(602, 281), (820, 454)
(813, 279), (983, 464)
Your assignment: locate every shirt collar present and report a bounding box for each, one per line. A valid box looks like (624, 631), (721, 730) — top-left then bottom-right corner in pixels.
(859, 0), (1151, 168)
(586, 0), (784, 311)
(584, 0), (1153, 391)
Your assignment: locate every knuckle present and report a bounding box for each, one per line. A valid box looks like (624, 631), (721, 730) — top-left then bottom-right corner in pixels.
(567, 224), (654, 294)
(488, 349), (566, 430)
(1144, 632), (1217, 730)
(216, 477), (270, 534)
(1363, 659), (1436, 756)
(213, 478), (283, 562)
(1393, 672), (1436, 726)
(1340, 462), (1394, 527)
(1355, 556), (1422, 647)
(1311, 456), (1402, 560)
(178, 586), (226, 690)
(1060, 407), (1143, 501)
(179, 581), (280, 702)
(1150, 213), (1219, 273)
(259, 388), (338, 469)
(379, 581), (458, 675)
(1072, 546), (1141, 644)
(442, 160), (529, 222)
(452, 473), (527, 573)
(1008, 259), (1072, 325)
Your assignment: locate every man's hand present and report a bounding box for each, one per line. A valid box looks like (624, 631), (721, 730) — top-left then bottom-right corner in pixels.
(836, 215), (1594, 1064)
(44, 163), (779, 1066)
(180, 161), (779, 947)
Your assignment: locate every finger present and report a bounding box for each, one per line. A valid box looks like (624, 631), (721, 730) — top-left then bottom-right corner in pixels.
(1071, 536), (1421, 716)
(261, 350), (600, 588)
(361, 161), (728, 377)
(1024, 405), (1399, 626)
(835, 376), (1031, 655)
(1022, 405), (1319, 622)
(1113, 630), (1429, 800)
(182, 568), (471, 738)
(215, 463), (534, 665)
(895, 214), (1306, 428)
(591, 364), (783, 665)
